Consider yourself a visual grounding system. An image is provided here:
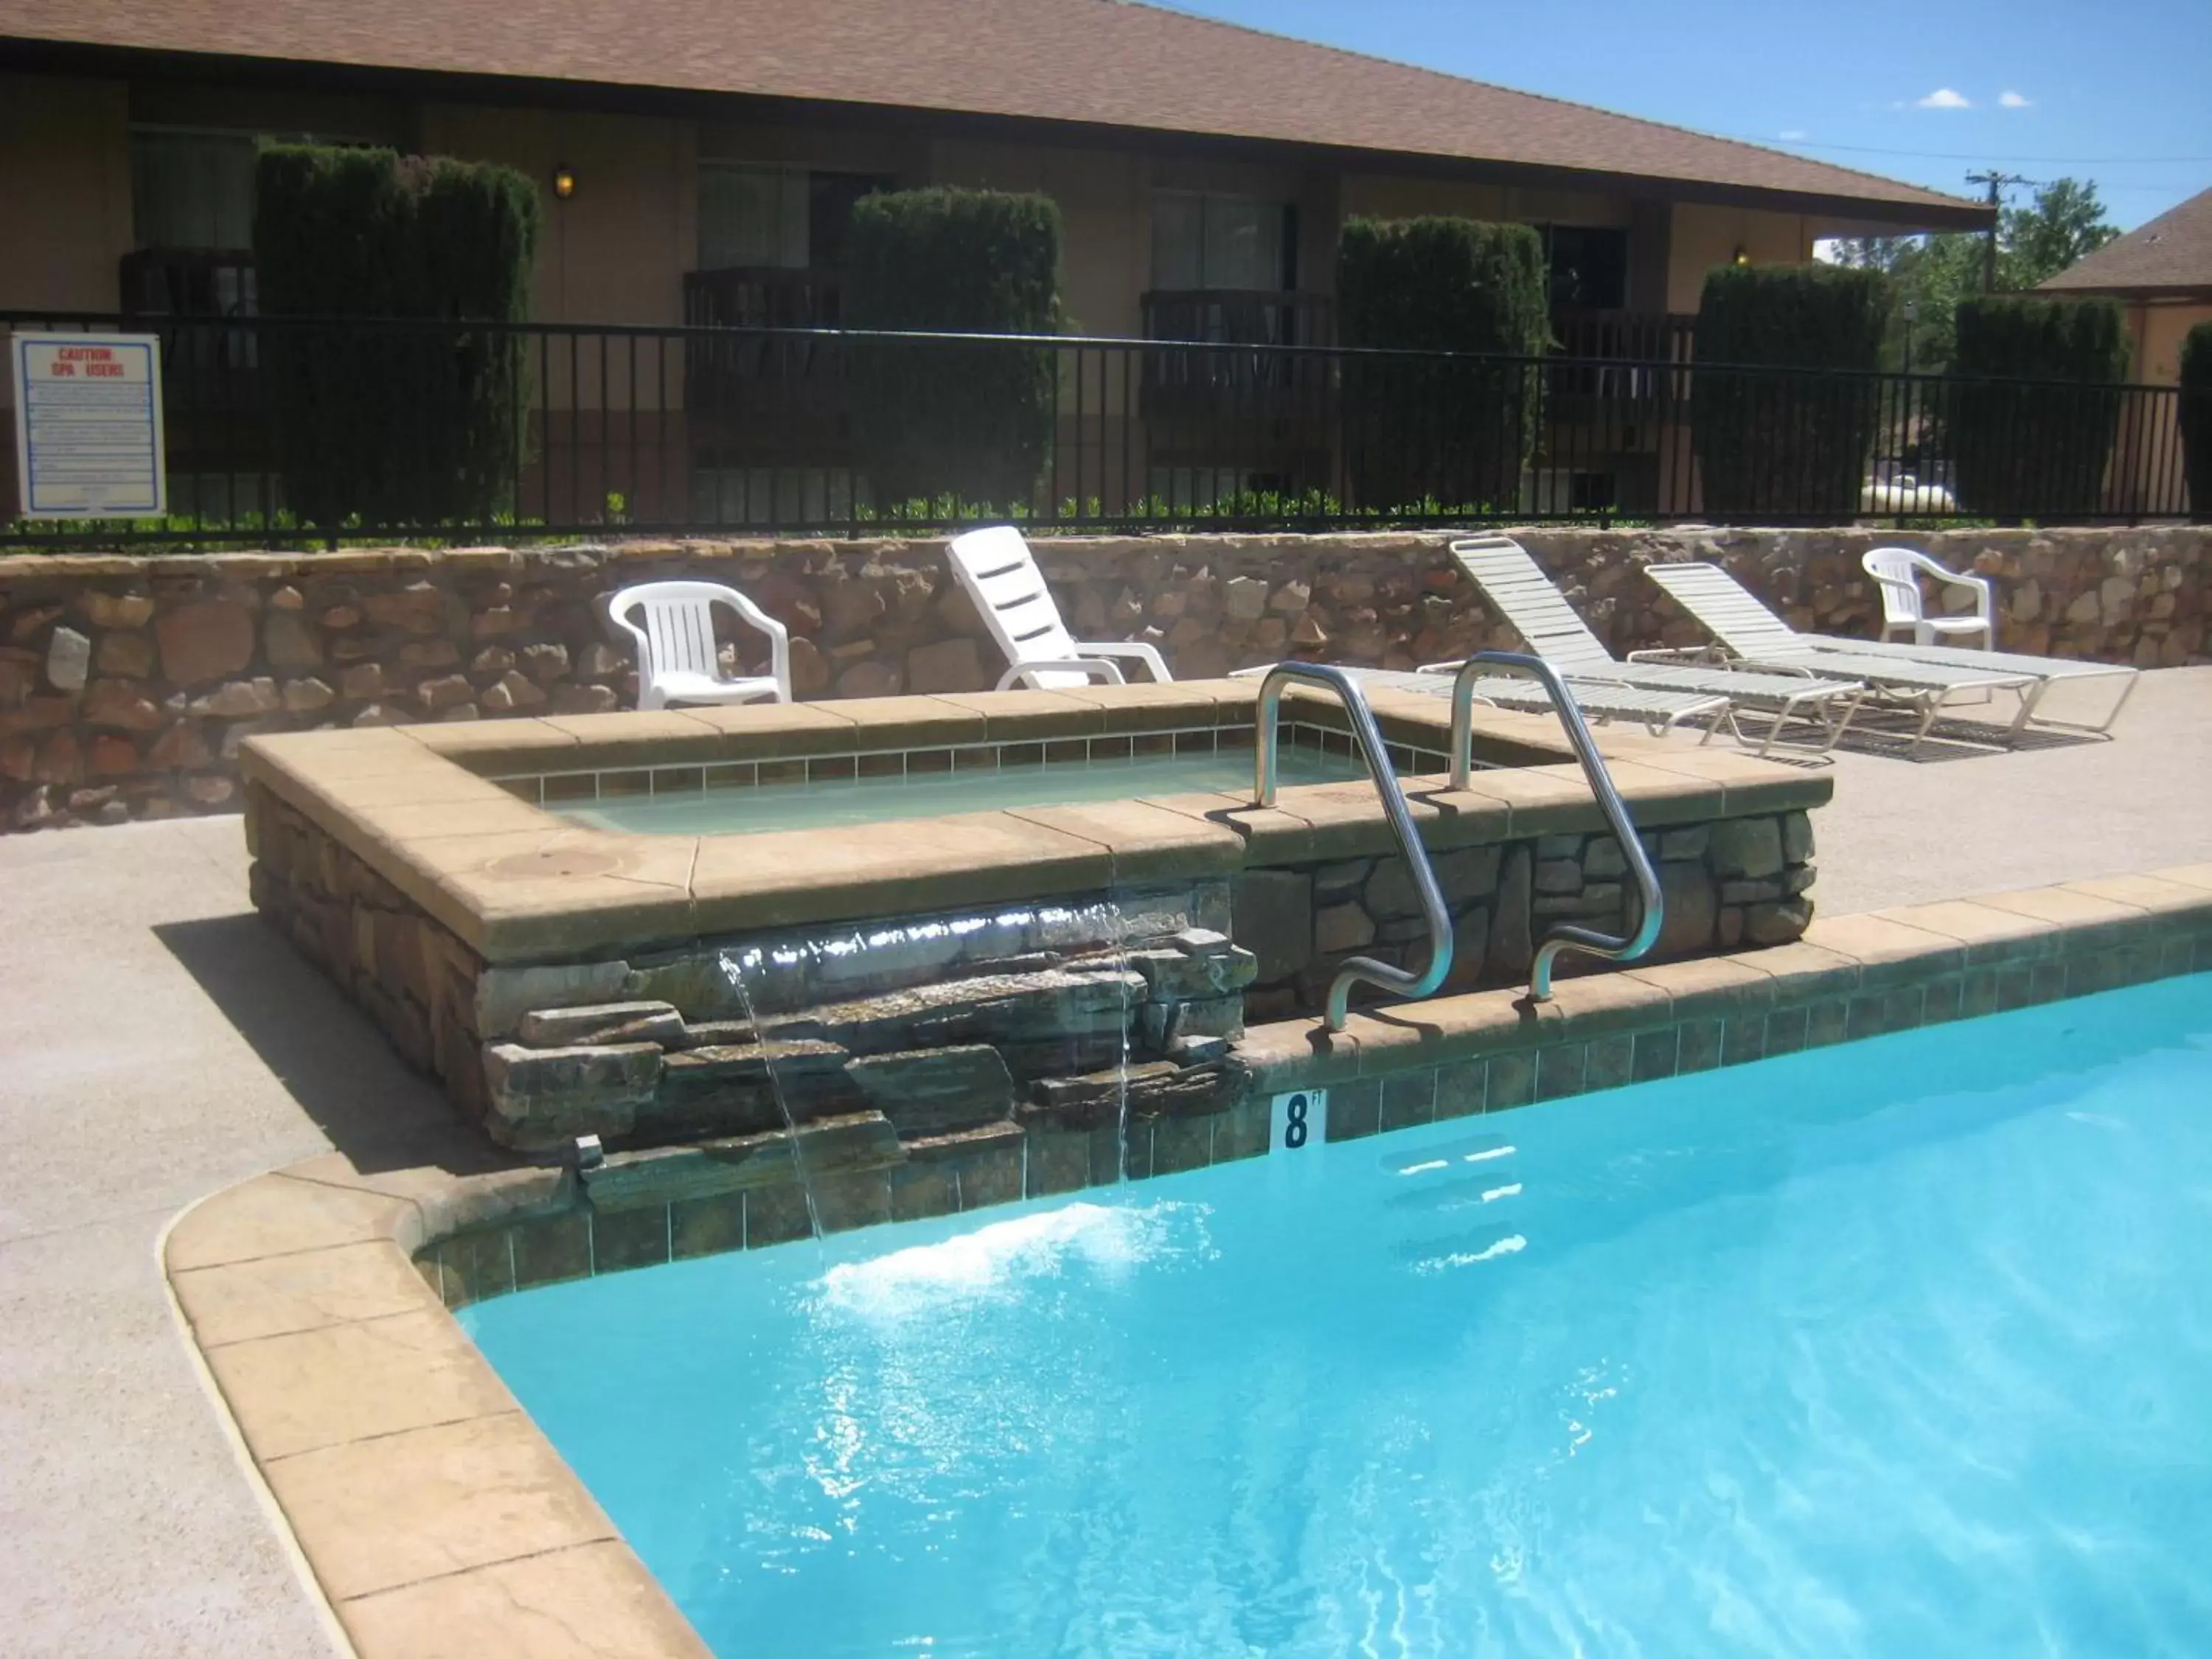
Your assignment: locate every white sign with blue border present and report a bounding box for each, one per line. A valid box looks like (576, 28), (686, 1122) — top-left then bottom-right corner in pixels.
(10, 332), (167, 519)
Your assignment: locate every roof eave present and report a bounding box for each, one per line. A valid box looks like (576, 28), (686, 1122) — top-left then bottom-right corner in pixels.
(0, 32), (1994, 232)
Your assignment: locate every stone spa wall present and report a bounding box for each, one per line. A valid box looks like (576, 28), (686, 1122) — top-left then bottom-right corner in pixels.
(4, 524), (2204, 830)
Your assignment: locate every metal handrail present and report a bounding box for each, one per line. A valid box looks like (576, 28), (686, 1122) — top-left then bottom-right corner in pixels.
(1253, 663), (1452, 1032)
(1446, 651), (1664, 1000)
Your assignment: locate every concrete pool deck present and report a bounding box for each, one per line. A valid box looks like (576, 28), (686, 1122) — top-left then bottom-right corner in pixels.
(1, 662), (2208, 1655)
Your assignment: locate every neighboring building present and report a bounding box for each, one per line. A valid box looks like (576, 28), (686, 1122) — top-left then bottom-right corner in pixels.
(1, 0), (1989, 521)
(2040, 186), (2212, 387)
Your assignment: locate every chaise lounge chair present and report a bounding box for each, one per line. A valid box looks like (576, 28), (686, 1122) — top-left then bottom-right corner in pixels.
(1640, 563), (2051, 753)
(947, 525), (1172, 690)
(1648, 562), (2140, 740)
(1439, 534), (1868, 760)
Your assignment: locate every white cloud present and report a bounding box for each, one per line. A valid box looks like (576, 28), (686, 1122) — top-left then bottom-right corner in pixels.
(1916, 88), (1973, 109)
(1778, 128), (1809, 141)
(1998, 90), (2032, 108)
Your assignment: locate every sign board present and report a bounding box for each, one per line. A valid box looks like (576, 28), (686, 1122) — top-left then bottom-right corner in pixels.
(1270, 1088), (1326, 1154)
(10, 332), (167, 519)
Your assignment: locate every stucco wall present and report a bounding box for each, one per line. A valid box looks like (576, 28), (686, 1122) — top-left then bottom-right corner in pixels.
(0, 524), (2199, 832)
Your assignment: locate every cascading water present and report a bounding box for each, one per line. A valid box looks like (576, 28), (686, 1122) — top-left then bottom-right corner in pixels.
(718, 947), (825, 1246)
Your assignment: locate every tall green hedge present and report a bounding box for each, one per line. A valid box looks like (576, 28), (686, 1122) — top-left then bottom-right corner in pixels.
(1335, 217), (1549, 512)
(1690, 264), (1891, 519)
(843, 188), (1062, 509)
(1949, 295), (2130, 520)
(255, 145), (540, 526)
(2174, 321), (2211, 523)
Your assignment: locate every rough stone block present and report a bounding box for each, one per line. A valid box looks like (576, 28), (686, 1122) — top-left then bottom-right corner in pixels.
(1314, 902), (1375, 954)
(45, 627), (90, 692)
(516, 1001), (686, 1050)
(1780, 810), (1815, 866)
(1233, 869), (1313, 984)
(777, 969), (1146, 1056)
(1534, 858), (1582, 894)
(1708, 816), (1784, 880)
(476, 961), (633, 1039)
(1128, 944), (1258, 1001)
(1492, 845), (1534, 975)
(1744, 899), (1813, 946)
(847, 1044), (1018, 1134)
(156, 599), (255, 686)
(1583, 836), (1627, 879)
(1652, 860), (1719, 956)
(904, 636), (986, 695)
(1659, 825), (1710, 861)
(481, 1041), (662, 1147)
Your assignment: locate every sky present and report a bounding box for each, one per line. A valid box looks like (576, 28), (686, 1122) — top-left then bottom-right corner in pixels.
(1155, 0), (2211, 229)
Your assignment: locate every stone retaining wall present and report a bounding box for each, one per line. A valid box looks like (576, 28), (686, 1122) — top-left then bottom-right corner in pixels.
(4, 524), (2203, 830)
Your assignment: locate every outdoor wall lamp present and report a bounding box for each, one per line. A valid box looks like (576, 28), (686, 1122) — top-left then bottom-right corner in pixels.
(553, 166), (577, 200)
(1731, 244), (1750, 265)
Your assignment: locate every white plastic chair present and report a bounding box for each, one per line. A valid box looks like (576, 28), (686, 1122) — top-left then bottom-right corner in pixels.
(945, 526), (1171, 691)
(1863, 547), (1995, 650)
(608, 580), (792, 710)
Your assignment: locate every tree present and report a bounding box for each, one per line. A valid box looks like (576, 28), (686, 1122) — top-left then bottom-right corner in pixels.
(2000, 178), (2120, 288)
(1826, 178), (2119, 375)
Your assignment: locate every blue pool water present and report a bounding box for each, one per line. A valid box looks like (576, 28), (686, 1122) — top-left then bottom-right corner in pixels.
(465, 975), (2212, 1658)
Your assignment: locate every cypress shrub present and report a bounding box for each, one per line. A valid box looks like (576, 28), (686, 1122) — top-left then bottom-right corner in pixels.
(844, 188), (1062, 510)
(255, 145), (540, 526)
(1949, 295), (2130, 520)
(2173, 320), (2211, 522)
(1690, 263), (1891, 520)
(1335, 217), (1548, 512)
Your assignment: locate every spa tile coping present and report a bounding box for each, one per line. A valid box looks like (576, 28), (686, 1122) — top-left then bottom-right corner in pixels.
(240, 680), (1832, 962)
(169, 862), (2212, 1659)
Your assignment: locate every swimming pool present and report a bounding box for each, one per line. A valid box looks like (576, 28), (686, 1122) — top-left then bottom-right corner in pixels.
(547, 742), (1367, 835)
(464, 972), (2212, 1658)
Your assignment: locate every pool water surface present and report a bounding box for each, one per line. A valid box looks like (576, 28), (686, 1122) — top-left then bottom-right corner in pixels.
(547, 743), (1367, 835)
(465, 973), (2212, 1658)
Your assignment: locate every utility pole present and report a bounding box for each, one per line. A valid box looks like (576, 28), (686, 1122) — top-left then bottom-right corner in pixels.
(1965, 170), (2032, 293)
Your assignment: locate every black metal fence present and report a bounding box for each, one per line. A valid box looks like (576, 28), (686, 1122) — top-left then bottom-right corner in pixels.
(1, 310), (2193, 546)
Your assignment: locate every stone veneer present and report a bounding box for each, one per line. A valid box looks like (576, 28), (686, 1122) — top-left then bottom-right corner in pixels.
(238, 681), (1829, 1172)
(2, 524), (2202, 830)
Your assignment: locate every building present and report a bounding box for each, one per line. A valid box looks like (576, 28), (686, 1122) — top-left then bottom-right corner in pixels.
(1, 0), (1989, 524)
(2040, 186), (2212, 388)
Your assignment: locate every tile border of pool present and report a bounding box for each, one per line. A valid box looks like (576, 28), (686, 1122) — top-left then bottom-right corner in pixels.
(164, 860), (2212, 1659)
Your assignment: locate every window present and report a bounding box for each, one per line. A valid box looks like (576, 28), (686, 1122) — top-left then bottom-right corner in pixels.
(1537, 225), (1630, 311)
(697, 165), (894, 271)
(131, 130), (257, 251)
(1150, 190), (1296, 291)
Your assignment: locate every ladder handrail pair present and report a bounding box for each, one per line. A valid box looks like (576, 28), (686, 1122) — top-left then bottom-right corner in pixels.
(1252, 653), (1663, 1029)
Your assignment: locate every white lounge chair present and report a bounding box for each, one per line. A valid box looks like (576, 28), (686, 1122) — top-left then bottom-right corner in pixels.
(1441, 534), (1866, 760)
(1863, 546), (1994, 649)
(947, 525), (1171, 690)
(608, 580), (793, 710)
(1647, 561), (2140, 740)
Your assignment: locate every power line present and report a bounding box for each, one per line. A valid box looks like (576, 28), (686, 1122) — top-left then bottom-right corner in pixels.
(1767, 139), (2212, 164)
(1965, 170), (2034, 293)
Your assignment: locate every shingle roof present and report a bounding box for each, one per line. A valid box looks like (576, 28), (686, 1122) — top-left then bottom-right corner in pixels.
(2040, 187), (2212, 294)
(0, 0), (1984, 223)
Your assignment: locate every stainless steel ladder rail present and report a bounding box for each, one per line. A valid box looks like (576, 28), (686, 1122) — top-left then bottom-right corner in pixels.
(1446, 650), (1663, 1001)
(1253, 663), (1453, 1032)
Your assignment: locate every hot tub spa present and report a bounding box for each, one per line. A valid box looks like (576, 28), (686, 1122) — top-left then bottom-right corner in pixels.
(240, 678), (1829, 1206)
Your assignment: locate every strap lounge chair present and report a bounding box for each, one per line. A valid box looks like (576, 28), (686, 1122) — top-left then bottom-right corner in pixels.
(947, 525), (1172, 690)
(1441, 534), (1867, 760)
(1641, 563), (2046, 754)
(1649, 562), (2140, 740)
(608, 580), (793, 710)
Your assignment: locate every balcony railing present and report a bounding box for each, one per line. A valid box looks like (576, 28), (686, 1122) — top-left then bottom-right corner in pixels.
(1138, 290), (1336, 429)
(119, 248), (259, 319)
(1551, 309), (1697, 363)
(683, 267), (845, 330)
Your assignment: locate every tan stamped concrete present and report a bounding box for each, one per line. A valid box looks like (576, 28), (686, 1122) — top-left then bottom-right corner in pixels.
(7, 665), (2208, 1656)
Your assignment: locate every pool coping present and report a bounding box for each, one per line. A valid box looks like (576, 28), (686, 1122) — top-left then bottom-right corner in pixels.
(167, 859), (2212, 1658)
(236, 679), (1830, 963)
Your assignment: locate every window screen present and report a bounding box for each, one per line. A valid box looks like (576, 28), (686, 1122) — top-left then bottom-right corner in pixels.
(1150, 191), (1294, 291)
(131, 131), (257, 250)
